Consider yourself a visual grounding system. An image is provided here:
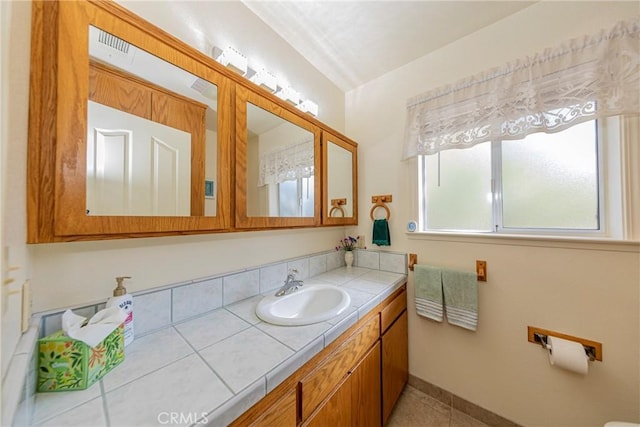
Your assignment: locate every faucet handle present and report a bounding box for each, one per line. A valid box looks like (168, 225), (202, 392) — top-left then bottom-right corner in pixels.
(288, 268), (298, 276)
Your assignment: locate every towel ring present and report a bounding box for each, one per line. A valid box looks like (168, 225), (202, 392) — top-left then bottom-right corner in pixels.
(329, 206), (345, 217)
(370, 203), (391, 221)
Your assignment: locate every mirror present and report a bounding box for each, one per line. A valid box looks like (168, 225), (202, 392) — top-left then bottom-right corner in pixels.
(235, 85), (321, 228)
(87, 26), (218, 217)
(322, 131), (358, 225)
(27, 0), (356, 242)
(246, 102), (315, 217)
(27, 0), (232, 241)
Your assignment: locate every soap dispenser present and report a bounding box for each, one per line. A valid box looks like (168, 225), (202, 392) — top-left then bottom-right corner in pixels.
(106, 276), (134, 346)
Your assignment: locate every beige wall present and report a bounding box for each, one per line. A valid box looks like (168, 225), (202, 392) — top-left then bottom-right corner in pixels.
(345, 2), (640, 426)
(1, 0), (31, 379)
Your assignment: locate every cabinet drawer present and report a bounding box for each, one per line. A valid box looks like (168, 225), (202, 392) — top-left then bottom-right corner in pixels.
(299, 315), (379, 421)
(381, 288), (407, 334)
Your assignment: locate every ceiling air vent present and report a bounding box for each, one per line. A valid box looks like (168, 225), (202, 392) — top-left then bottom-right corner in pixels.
(89, 26), (136, 66)
(98, 30), (130, 54)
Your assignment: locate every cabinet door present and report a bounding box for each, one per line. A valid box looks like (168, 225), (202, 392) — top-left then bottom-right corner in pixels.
(351, 341), (381, 427)
(382, 310), (408, 424)
(303, 376), (352, 427)
(231, 387), (297, 427)
(299, 315), (379, 420)
(249, 388), (297, 427)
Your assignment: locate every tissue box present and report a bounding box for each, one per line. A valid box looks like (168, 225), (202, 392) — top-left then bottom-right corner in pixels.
(37, 323), (125, 392)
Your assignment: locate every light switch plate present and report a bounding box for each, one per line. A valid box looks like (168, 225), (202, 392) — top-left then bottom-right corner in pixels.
(21, 280), (31, 333)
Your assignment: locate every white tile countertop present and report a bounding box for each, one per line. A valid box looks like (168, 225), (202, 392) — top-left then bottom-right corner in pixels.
(31, 267), (407, 427)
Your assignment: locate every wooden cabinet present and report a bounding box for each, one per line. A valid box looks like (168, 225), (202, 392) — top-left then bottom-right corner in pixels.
(229, 283), (407, 427)
(28, 0), (233, 241)
(381, 291), (409, 424)
(303, 334), (381, 427)
(299, 315), (379, 420)
(28, 0), (359, 242)
(303, 337), (381, 427)
(350, 341), (382, 426)
(303, 376), (352, 427)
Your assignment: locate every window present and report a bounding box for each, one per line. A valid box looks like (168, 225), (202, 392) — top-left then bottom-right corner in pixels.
(418, 119), (621, 237)
(278, 176), (314, 217)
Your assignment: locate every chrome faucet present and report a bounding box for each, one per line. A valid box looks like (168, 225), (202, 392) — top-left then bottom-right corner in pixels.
(274, 269), (304, 297)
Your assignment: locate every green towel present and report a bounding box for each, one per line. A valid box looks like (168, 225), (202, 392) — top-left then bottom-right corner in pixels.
(442, 268), (478, 331)
(372, 219), (391, 246)
(414, 265), (443, 322)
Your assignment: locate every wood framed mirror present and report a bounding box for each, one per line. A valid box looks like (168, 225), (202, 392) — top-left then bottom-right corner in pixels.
(235, 85), (321, 229)
(28, 0), (232, 242)
(322, 131), (358, 225)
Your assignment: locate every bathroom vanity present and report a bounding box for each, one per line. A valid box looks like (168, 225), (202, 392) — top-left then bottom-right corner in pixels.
(28, 262), (408, 426)
(233, 280), (408, 426)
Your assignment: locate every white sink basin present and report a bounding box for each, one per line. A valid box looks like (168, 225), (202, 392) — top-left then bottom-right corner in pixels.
(255, 284), (351, 326)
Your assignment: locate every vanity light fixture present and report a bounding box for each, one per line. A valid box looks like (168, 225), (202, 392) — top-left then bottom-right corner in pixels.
(275, 86), (300, 105)
(297, 99), (319, 117)
(250, 68), (278, 93)
(215, 46), (248, 76)
(211, 44), (319, 116)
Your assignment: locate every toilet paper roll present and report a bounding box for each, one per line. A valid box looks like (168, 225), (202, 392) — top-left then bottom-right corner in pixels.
(548, 336), (589, 375)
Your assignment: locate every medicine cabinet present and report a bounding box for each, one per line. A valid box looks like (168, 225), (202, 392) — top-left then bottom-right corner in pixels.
(322, 131), (358, 225)
(235, 86), (321, 229)
(27, 0), (357, 242)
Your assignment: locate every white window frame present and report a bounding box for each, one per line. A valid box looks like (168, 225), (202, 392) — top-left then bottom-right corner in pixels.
(417, 116), (626, 240)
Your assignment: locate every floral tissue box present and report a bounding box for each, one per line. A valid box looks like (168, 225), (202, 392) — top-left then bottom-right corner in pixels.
(37, 323), (125, 392)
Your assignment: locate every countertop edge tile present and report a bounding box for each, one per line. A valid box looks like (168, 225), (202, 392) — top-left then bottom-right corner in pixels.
(324, 310), (359, 346)
(203, 377), (266, 427)
(358, 295), (382, 320)
(265, 335), (324, 394)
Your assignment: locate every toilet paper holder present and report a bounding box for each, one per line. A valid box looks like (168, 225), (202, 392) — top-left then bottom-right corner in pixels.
(528, 326), (602, 362)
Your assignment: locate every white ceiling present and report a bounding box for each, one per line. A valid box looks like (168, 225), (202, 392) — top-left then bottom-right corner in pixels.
(242, 1), (536, 91)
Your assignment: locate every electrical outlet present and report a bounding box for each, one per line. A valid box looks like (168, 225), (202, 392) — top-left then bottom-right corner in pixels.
(357, 235), (366, 249)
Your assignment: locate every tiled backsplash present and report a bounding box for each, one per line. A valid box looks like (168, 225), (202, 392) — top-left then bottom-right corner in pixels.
(38, 248), (407, 339)
(8, 248), (406, 426)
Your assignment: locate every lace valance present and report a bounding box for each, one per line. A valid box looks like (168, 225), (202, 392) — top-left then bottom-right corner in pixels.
(259, 139), (314, 186)
(402, 17), (640, 159)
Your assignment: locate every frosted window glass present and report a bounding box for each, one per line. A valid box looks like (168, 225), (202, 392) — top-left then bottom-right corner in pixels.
(278, 177), (314, 217)
(278, 180), (298, 217)
(424, 143), (492, 230)
(501, 121), (598, 229)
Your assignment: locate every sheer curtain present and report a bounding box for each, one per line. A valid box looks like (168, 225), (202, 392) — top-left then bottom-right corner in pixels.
(402, 17), (640, 159)
(259, 139), (314, 186)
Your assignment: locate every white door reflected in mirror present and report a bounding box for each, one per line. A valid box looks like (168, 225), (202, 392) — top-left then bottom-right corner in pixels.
(86, 101), (192, 216)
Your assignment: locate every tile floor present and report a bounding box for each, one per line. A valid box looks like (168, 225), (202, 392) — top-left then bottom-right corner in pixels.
(387, 385), (489, 427)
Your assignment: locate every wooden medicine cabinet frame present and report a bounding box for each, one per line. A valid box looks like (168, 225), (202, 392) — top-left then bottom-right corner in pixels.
(322, 131), (358, 226)
(27, 0), (358, 243)
(28, 0), (232, 242)
(234, 85), (322, 229)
